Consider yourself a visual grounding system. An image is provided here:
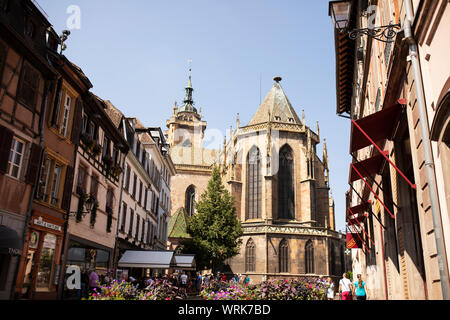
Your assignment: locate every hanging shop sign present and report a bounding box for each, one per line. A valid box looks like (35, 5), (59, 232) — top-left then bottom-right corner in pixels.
(346, 233), (362, 249)
(33, 216), (62, 232)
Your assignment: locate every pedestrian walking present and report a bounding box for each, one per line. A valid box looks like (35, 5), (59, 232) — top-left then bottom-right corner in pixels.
(77, 270), (89, 300)
(196, 272), (202, 293)
(353, 274), (367, 300)
(243, 274), (250, 285)
(180, 272), (188, 294)
(202, 274), (209, 287)
(338, 273), (353, 300)
(88, 269), (100, 295)
(327, 277), (335, 300)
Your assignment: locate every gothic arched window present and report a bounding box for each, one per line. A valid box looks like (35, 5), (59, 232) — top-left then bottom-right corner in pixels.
(279, 239), (289, 273)
(245, 238), (256, 272)
(246, 146), (262, 220)
(305, 240), (314, 274)
(185, 185), (195, 216)
(278, 145), (294, 219)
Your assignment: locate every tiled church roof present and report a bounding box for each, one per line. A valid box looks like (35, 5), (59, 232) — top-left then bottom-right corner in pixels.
(248, 78), (302, 126)
(168, 207), (191, 239)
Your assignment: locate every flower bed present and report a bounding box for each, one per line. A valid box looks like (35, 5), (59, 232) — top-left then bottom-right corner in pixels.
(201, 278), (327, 300)
(88, 279), (187, 300)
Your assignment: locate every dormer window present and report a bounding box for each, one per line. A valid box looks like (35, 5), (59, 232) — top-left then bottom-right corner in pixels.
(289, 118), (294, 123)
(275, 116), (281, 121)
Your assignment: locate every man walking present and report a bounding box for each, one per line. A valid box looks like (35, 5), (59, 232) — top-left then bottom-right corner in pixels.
(338, 273), (353, 300)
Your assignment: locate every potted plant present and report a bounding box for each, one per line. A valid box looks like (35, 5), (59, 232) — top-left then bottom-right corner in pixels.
(102, 155), (113, 167)
(80, 133), (94, 150)
(89, 197), (98, 228)
(91, 143), (102, 156)
(111, 165), (123, 177)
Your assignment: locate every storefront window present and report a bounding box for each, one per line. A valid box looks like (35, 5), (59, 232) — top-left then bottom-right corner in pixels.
(35, 233), (57, 292)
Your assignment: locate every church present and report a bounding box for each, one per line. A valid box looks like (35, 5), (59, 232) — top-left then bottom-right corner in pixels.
(166, 72), (346, 282)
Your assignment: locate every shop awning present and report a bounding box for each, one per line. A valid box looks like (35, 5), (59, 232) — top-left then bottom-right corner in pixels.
(173, 254), (196, 270)
(118, 250), (175, 269)
(349, 152), (388, 183)
(347, 202), (372, 215)
(347, 210), (368, 224)
(350, 102), (404, 153)
(349, 100), (415, 191)
(0, 225), (23, 256)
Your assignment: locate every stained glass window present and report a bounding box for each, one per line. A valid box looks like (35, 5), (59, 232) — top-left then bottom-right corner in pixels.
(246, 147), (262, 220)
(245, 238), (256, 272)
(278, 145), (294, 219)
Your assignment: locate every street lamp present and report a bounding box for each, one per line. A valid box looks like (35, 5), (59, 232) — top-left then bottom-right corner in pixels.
(329, 0), (401, 43)
(329, 0), (351, 33)
(59, 30), (71, 54)
(68, 196), (96, 219)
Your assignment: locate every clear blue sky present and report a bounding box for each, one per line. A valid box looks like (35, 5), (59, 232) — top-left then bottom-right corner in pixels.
(37, 0), (350, 233)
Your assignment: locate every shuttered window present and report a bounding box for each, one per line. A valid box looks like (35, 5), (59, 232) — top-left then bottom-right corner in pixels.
(60, 94), (72, 137)
(7, 137), (25, 179)
(61, 166), (74, 211)
(136, 216), (140, 240)
(25, 143), (43, 185)
(121, 202), (127, 232)
(35, 155), (66, 208)
(17, 61), (40, 110)
(77, 165), (87, 194)
(129, 209), (134, 236)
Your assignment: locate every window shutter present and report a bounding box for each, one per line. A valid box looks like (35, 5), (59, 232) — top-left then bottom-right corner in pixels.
(61, 166), (74, 211)
(18, 62), (40, 109)
(71, 98), (83, 144)
(24, 143), (43, 185)
(0, 125), (14, 174)
(50, 78), (62, 127)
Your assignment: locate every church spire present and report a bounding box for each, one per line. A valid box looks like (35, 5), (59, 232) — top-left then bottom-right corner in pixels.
(179, 67), (198, 114)
(316, 121), (320, 140)
(184, 68), (194, 105)
(323, 138), (329, 170)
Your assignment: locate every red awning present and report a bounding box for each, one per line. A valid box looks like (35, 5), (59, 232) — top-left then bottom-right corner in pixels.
(349, 152), (388, 183)
(347, 204), (369, 223)
(348, 202), (372, 214)
(347, 211), (368, 223)
(350, 102), (404, 153)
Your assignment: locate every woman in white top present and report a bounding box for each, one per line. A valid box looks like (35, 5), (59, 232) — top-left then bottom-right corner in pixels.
(327, 277), (335, 300)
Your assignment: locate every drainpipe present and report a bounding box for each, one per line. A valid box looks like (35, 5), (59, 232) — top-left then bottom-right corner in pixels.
(379, 222), (388, 300)
(403, 0), (449, 300)
(112, 137), (127, 279)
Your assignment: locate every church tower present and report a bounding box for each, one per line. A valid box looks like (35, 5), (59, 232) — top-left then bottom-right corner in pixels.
(166, 69), (207, 155)
(166, 69), (217, 251)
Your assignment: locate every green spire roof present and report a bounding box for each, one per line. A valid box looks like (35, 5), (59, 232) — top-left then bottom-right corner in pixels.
(168, 207), (191, 239)
(179, 68), (198, 113)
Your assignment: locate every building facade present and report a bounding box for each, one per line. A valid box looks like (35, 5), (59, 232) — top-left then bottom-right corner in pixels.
(0, 0), (57, 299)
(104, 102), (175, 278)
(330, 0), (450, 300)
(166, 72), (346, 282)
(61, 93), (128, 299)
